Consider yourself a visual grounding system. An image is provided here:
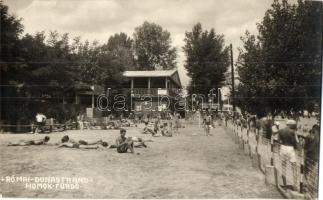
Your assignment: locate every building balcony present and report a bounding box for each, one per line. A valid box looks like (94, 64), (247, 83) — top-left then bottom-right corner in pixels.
(124, 88), (181, 97)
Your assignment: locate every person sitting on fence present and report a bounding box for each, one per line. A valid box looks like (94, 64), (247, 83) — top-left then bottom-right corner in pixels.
(8, 136), (50, 146)
(57, 135), (108, 149)
(277, 119), (299, 190)
(34, 112), (47, 133)
(114, 128), (134, 153)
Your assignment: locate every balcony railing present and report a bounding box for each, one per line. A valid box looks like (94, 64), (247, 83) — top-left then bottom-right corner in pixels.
(123, 88), (182, 96)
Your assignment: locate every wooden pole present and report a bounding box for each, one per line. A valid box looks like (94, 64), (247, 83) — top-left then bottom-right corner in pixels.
(230, 44), (236, 112)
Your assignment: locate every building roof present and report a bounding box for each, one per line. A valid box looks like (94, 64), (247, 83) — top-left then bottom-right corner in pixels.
(123, 70), (177, 77)
(123, 69), (182, 87)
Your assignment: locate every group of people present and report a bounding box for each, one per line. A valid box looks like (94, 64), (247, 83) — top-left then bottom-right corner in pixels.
(231, 111), (320, 191)
(8, 128), (151, 154)
(272, 119), (319, 191)
(23, 111), (187, 155)
(141, 111), (182, 137)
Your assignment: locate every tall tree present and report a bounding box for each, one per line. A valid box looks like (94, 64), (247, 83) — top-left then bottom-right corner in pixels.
(236, 0), (322, 116)
(0, 3), (26, 124)
(75, 38), (127, 88)
(0, 3), (23, 62)
(103, 32), (135, 71)
(183, 23), (230, 96)
(235, 31), (267, 115)
(133, 21), (176, 70)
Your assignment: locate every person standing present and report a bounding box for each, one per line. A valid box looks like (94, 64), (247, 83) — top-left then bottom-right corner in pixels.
(271, 121), (280, 145)
(77, 112), (84, 131)
(277, 119), (299, 190)
(153, 117), (160, 136)
(304, 124), (320, 191)
(34, 112), (46, 134)
(173, 112), (180, 135)
(224, 112), (229, 127)
(203, 112), (212, 136)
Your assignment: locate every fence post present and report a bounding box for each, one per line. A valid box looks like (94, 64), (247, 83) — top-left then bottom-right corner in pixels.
(249, 135), (252, 157)
(50, 118), (53, 133)
(300, 163), (304, 193)
(300, 149), (305, 194)
(240, 130), (245, 152)
(270, 142), (274, 165)
(30, 123), (34, 133)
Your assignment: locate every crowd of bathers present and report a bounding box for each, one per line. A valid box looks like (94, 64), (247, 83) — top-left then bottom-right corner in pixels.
(7, 128), (156, 154)
(7, 111), (184, 154)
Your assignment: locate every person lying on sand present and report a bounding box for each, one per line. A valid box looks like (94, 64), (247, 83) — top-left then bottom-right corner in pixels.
(58, 143), (105, 149)
(8, 136), (50, 146)
(131, 136), (154, 143)
(129, 136), (149, 148)
(57, 135), (108, 149)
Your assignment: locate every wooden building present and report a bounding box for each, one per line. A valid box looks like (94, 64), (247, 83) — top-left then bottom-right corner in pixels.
(123, 70), (182, 112)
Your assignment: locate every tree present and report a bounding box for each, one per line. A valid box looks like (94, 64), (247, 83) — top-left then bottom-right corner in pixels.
(236, 0), (322, 116)
(0, 3), (24, 62)
(103, 32), (135, 71)
(183, 23), (230, 96)
(133, 21), (176, 70)
(0, 2), (134, 125)
(236, 31), (267, 115)
(74, 37), (128, 89)
(0, 3), (26, 125)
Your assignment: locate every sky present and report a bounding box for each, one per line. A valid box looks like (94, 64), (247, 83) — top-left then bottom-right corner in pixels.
(4, 0), (278, 90)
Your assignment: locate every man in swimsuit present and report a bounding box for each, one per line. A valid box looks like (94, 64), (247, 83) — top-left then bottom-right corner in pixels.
(8, 136), (50, 146)
(57, 135), (108, 149)
(115, 129), (134, 153)
(203, 112), (212, 136)
(277, 119), (299, 190)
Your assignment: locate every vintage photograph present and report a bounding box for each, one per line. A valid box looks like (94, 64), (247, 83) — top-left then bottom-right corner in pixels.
(0, 0), (322, 199)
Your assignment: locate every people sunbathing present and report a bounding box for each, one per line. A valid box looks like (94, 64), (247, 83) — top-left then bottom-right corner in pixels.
(57, 135), (108, 149)
(8, 136), (50, 146)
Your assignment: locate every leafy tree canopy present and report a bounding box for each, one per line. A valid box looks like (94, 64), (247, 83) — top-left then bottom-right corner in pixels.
(236, 0), (322, 116)
(133, 21), (177, 70)
(183, 23), (230, 96)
